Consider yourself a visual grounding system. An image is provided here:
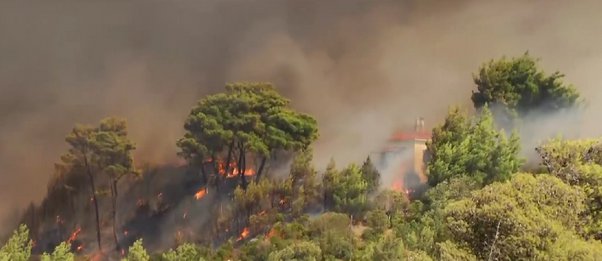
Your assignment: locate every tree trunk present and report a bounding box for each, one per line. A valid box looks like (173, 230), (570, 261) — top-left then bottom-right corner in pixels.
(199, 162), (208, 185)
(111, 179), (120, 252)
(83, 155), (102, 251)
(255, 156), (268, 182)
(211, 155), (220, 194)
(224, 140), (235, 175)
(238, 142), (248, 189)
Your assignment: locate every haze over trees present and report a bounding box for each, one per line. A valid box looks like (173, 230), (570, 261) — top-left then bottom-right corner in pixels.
(471, 53), (580, 117)
(176, 82), (319, 190)
(426, 106), (522, 187)
(58, 118), (138, 252)
(5, 55), (602, 260)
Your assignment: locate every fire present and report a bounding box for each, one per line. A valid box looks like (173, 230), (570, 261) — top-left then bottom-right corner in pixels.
(266, 228), (277, 239)
(210, 159), (256, 178)
(194, 187), (207, 200)
(392, 180), (403, 192)
(404, 188), (414, 198)
(237, 227), (250, 241)
(67, 227), (82, 244)
(90, 252), (104, 261)
(391, 180), (412, 198)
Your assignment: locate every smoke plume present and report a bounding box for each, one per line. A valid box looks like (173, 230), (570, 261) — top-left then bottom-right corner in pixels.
(3, 0), (602, 232)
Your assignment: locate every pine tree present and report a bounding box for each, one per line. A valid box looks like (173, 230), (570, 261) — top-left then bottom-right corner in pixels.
(426, 106), (522, 187)
(361, 156), (381, 193)
(122, 239), (149, 261)
(0, 225), (32, 261)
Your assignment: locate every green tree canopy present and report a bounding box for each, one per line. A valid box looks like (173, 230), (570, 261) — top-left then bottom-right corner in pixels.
(94, 118), (138, 251)
(360, 156), (380, 193)
(357, 233), (405, 261)
(436, 241), (476, 261)
(161, 243), (208, 261)
(322, 163), (369, 218)
(308, 213), (356, 260)
(444, 173), (602, 260)
(267, 241), (321, 261)
(177, 82), (318, 189)
(426, 106), (522, 187)
(537, 138), (602, 239)
(41, 242), (74, 261)
(60, 117), (138, 251)
(122, 239), (150, 261)
(0, 225), (32, 261)
(471, 53), (580, 116)
(289, 148), (320, 214)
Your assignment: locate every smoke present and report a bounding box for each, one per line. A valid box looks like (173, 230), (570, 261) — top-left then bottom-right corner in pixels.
(377, 148), (415, 189)
(3, 0), (602, 233)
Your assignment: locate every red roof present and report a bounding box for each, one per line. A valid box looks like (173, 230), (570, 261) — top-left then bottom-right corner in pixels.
(390, 131), (431, 141)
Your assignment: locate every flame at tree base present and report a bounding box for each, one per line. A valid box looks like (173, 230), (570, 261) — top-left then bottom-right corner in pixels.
(237, 227), (250, 241)
(392, 180), (411, 198)
(67, 227), (81, 244)
(207, 159), (257, 178)
(266, 227), (277, 239)
(194, 188), (207, 200)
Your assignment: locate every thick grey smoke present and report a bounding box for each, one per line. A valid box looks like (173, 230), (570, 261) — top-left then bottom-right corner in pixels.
(3, 0), (602, 230)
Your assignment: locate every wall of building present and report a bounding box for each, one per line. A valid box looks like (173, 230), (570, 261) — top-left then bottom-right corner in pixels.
(377, 137), (429, 191)
(413, 139), (428, 183)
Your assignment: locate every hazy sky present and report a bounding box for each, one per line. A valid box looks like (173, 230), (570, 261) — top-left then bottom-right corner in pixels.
(2, 0), (602, 226)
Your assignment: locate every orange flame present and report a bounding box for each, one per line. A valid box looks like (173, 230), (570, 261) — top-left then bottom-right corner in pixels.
(67, 227), (81, 244)
(392, 180), (403, 192)
(210, 160), (256, 178)
(392, 180), (412, 198)
(266, 228), (277, 239)
(194, 188), (207, 200)
(237, 227), (250, 241)
(90, 252), (104, 261)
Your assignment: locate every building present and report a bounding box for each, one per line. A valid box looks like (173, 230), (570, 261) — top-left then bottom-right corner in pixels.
(378, 117), (431, 192)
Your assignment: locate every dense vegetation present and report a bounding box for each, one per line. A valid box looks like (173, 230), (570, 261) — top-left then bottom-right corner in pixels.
(4, 55), (602, 260)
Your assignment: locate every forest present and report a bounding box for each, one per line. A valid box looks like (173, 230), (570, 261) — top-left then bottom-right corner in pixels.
(2, 53), (602, 261)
